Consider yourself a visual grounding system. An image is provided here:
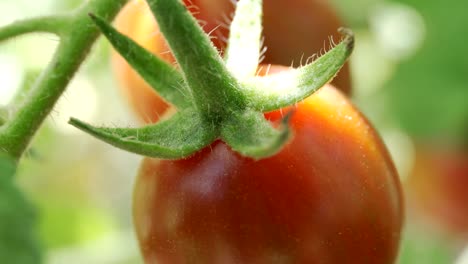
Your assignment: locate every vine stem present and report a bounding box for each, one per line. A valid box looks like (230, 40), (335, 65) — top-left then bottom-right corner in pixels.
(0, 0), (130, 160)
(0, 16), (69, 40)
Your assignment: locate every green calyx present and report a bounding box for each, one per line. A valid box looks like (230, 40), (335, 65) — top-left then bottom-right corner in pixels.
(70, 0), (354, 160)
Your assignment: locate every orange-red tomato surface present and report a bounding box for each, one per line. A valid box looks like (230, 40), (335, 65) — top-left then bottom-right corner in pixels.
(133, 79), (403, 263)
(112, 0), (351, 123)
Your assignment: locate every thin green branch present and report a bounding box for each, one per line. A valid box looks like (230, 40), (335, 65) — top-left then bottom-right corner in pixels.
(0, 0), (130, 160)
(0, 16), (69, 41)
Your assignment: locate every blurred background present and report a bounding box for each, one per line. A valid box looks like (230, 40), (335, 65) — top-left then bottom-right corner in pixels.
(0, 0), (467, 263)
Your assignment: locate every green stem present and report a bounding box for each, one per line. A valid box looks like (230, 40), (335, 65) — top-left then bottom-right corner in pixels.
(0, 16), (69, 40)
(147, 0), (246, 120)
(0, 0), (129, 160)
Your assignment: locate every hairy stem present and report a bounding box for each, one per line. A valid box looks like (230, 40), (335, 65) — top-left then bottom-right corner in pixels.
(0, 16), (69, 40)
(147, 0), (246, 120)
(0, 0), (129, 159)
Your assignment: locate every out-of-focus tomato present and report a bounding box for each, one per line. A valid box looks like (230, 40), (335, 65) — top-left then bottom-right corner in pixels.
(112, 0), (351, 123)
(112, 0), (172, 123)
(132, 63), (402, 263)
(407, 145), (468, 236)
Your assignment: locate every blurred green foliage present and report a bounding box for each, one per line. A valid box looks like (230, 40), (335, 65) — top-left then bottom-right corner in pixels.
(333, 0), (468, 143)
(399, 237), (454, 264)
(0, 153), (42, 264)
(386, 0), (468, 142)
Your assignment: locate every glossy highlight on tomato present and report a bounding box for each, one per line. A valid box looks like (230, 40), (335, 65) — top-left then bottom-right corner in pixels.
(133, 81), (403, 263)
(112, 0), (351, 123)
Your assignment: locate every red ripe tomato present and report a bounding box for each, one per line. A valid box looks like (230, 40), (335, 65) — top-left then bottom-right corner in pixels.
(132, 66), (403, 263)
(407, 145), (468, 236)
(112, 0), (351, 123)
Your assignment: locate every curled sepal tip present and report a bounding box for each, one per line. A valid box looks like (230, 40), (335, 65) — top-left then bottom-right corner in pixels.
(89, 13), (190, 109)
(338, 27), (355, 55)
(69, 112), (217, 159)
(242, 28), (355, 112)
(221, 110), (292, 160)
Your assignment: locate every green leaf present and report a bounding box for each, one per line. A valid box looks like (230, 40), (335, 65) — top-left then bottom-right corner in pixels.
(69, 111), (217, 159)
(221, 110), (292, 159)
(225, 0), (263, 79)
(0, 153), (42, 264)
(146, 0), (246, 117)
(242, 28), (354, 111)
(0, 16), (68, 42)
(89, 13), (190, 109)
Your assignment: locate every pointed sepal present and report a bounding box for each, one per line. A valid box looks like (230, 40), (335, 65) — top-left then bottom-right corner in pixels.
(71, 4), (355, 162)
(89, 13), (190, 109)
(221, 110), (292, 160)
(69, 111), (217, 159)
(243, 28), (354, 112)
(225, 0), (263, 79)
(145, 0), (246, 117)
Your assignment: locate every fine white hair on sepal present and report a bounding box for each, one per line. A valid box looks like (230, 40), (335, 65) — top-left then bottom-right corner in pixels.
(299, 53), (306, 67)
(220, 12), (234, 28)
(184, 0), (200, 12)
(329, 35), (338, 48)
(258, 37), (267, 63)
(215, 30), (229, 48)
(158, 49), (172, 58)
(305, 54), (318, 65)
(197, 19), (208, 29)
(206, 24), (222, 38)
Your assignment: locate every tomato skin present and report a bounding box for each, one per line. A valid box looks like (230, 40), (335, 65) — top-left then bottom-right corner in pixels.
(113, 0), (351, 123)
(133, 84), (403, 263)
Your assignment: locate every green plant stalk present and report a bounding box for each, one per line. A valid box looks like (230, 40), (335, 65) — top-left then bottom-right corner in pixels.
(147, 0), (247, 120)
(0, 0), (130, 160)
(0, 16), (68, 40)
